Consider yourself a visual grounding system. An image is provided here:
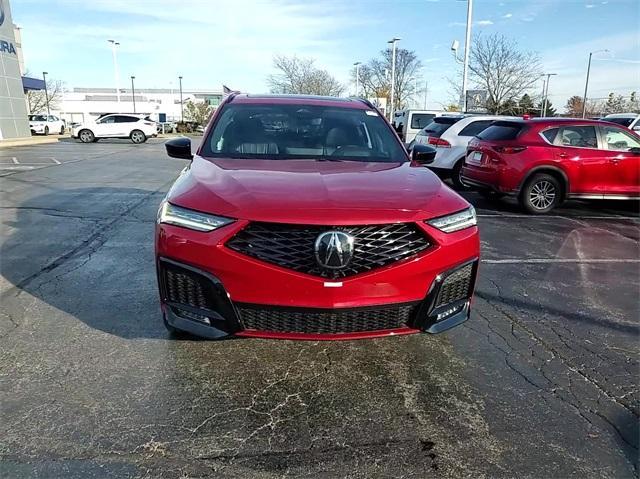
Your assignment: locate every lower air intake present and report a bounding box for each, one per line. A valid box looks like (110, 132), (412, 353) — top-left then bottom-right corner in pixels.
(434, 263), (474, 309)
(237, 303), (418, 334)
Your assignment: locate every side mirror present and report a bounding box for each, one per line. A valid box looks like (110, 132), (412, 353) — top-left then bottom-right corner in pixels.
(165, 137), (193, 160)
(629, 147), (640, 155)
(411, 144), (436, 165)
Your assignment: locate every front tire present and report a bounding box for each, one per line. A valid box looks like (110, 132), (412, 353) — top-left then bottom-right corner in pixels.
(520, 173), (561, 214)
(130, 130), (147, 144)
(44, 126), (49, 136)
(78, 129), (95, 143)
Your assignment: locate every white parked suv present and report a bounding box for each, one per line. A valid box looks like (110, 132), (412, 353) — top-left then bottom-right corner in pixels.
(414, 115), (518, 188)
(603, 113), (640, 131)
(72, 114), (157, 144)
(29, 114), (66, 135)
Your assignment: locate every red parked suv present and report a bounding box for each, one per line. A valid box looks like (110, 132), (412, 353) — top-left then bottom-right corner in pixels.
(461, 118), (640, 213)
(156, 94), (480, 340)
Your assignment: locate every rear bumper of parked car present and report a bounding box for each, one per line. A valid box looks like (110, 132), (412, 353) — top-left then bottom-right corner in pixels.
(155, 221), (480, 340)
(461, 164), (518, 195)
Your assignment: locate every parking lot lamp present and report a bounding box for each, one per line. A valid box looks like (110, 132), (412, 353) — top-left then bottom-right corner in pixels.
(387, 38), (400, 120)
(108, 40), (121, 110)
(178, 76), (184, 123)
(541, 73), (557, 117)
(582, 49), (609, 118)
(131, 76), (136, 113)
(42, 71), (50, 116)
(353, 62), (361, 97)
(461, 0), (473, 113)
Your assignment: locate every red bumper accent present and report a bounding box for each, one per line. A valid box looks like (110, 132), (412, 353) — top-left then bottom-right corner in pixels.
(236, 327), (420, 341)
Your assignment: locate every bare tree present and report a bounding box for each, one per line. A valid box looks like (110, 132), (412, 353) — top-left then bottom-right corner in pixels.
(26, 75), (64, 114)
(354, 48), (422, 112)
(468, 34), (542, 114)
(268, 55), (344, 96)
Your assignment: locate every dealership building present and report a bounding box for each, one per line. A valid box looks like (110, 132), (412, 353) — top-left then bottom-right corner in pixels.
(56, 87), (224, 124)
(0, 0), (35, 140)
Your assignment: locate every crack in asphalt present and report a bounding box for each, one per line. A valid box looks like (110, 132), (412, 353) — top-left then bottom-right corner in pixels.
(471, 289), (639, 474)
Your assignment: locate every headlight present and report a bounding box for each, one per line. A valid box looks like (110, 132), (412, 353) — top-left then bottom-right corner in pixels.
(158, 201), (234, 232)
(426, 206), (476, 233)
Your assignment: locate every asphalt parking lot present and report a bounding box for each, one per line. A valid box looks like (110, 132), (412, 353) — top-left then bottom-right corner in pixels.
(1, 140), (638, 478)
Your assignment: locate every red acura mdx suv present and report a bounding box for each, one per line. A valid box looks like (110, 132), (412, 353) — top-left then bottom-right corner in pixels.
(156, 94), (479, 340)
(462, 118), (640, 214)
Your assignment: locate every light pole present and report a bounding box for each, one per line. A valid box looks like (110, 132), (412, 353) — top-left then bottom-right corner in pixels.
(461, 0), (473, 112)
(539, 76), (546, 117)
(178, 76), (184, 123)
(541, 73), (557, 117)
(108, 39), (121, 110)
(353, 62), (361, 97)
(582, 49), (609, 118)
(130, 76), (136, 113)
(387, 37), (400, 120)
(42, 71), (50, 116)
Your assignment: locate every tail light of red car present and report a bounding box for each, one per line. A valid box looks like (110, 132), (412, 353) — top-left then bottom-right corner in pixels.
(493, 146), (527, 154)
(427, 137), (451, 148)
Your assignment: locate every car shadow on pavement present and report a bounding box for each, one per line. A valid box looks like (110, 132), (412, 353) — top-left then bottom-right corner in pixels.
(1, 187), (171, 340)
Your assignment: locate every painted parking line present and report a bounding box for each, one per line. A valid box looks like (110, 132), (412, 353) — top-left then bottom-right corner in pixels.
(477, 214), (640, 220)
(482, 258), (640, 264)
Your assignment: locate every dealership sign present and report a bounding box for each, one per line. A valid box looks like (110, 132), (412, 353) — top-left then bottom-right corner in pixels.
(466, 90), (488, 113)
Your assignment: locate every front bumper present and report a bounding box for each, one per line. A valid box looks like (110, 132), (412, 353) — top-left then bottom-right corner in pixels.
(30, 124), (46, 134)
(156, 220), (479, 340)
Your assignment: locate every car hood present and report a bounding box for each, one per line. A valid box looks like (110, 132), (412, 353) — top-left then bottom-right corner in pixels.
(167, 156), (469, 224)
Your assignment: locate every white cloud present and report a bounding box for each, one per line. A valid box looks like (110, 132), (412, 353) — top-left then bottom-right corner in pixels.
(503, 13), (513, 19)
(448, 20), (493, 27)
(476, 20), (494, 26)
(586, 4), (596, 8)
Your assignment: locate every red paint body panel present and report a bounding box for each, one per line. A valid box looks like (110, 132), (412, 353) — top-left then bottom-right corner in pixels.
(168, 157), (470, 224)
(462, 118), (640, 198)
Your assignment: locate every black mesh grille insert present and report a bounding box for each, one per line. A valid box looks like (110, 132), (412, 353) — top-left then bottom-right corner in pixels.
(160, 262), (216, 310)
(226, 222), (430, 279)
(435, 263), (474, 309)
(237, 303), (417, 334)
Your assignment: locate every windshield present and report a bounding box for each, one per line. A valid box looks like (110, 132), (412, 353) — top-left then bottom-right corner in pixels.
(201, 104), (407, 162)
(29, 115), (47, 121)
(410, 113), (435, 130)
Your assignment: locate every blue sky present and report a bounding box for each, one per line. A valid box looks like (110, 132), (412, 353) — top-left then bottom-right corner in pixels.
(12, 0), (640, 111)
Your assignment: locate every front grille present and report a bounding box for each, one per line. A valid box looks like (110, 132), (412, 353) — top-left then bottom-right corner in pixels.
(160, 262), (216, 310)
(435, 263), (474, 309)
(226, 222), (430, 279)
(237, 303), (417, 334)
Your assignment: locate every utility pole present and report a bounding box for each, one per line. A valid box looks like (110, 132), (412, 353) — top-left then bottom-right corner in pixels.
(131, 76), (136, 113)
(541, 73), (557, 117)
(353, 62), (361, 97)
(387, 37), (400, 120)
(424, 80), (428, 109)
(178, 76), (184, 123)
(108, 40), (121, 110)
(582, 49), (608, 118)
(461, 0), (473, 113)
(42, 71), (50, 116)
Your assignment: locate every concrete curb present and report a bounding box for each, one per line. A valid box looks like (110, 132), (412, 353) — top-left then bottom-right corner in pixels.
(0, 136), (68, 148)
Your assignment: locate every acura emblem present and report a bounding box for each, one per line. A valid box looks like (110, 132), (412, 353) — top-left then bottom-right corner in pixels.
(315, 231), (355, 269)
